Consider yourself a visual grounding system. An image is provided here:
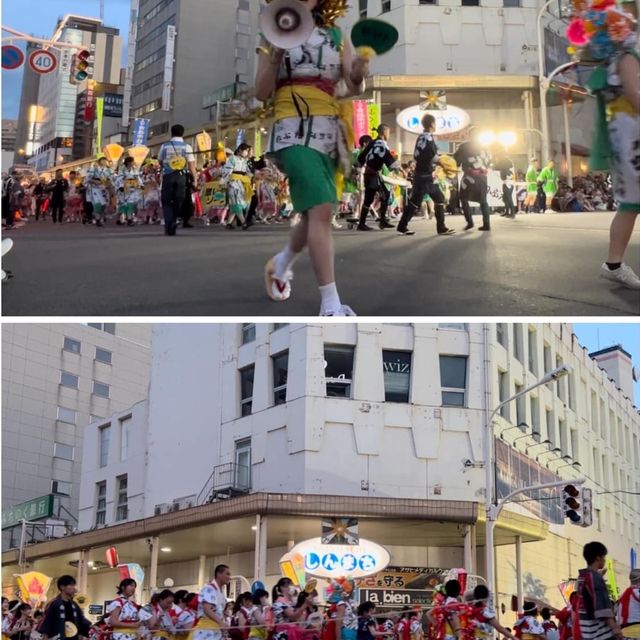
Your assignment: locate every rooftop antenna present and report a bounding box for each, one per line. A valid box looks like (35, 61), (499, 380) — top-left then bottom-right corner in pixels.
(99, 0), (104, 21)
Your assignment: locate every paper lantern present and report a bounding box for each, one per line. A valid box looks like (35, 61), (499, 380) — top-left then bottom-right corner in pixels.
(127, 145), (150, 167)
(103, 144), (124, 164)
(106, 546), (119, 568)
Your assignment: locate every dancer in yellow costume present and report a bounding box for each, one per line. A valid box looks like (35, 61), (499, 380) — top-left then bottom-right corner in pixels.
(256, 0), (368, 316)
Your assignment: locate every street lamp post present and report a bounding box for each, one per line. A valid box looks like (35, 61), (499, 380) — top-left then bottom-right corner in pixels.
(483, 363), (570, 603)
(537, 0), (556, 163)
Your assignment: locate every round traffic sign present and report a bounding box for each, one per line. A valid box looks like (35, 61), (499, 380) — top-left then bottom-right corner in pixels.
(28, 49), (58, 74)
(1, 45), (25, 70)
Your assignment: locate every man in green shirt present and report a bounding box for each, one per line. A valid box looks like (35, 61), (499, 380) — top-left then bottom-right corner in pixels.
(524, 158), (540, 213)
(538, 159), (558, 213)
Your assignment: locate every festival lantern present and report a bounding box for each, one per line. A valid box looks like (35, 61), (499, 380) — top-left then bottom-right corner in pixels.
(106, 546), (119, 568)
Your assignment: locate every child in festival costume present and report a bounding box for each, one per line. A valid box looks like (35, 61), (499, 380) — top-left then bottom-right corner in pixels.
(565, 0), (640, 288)
(256, 0), (368, 316)
(141, 160), (162, 224)
(541, 609), (559, 640)
(325, 578), (357, 640)
(537, 160), (558, 213)
(116, 157), (143, 226)
(523, 159), (540, 213)
(222, 143), (253, 229)
(618, 569), (640, 638)
(84, 155), (114, 227)
(147, 590), (177, 640)
(248, 589), (270, 640)
(470, 586), (517, 640)
(513, 604), (546, 640)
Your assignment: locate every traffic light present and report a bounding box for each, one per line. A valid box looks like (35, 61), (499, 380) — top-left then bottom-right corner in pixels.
(562, 484), (593, 527)
(69, 49), (91, 84)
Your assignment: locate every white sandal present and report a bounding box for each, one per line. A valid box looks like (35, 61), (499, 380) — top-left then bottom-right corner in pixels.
(264, 257), (292, 302)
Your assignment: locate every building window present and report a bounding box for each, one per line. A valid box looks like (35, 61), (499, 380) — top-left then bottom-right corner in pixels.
(116, 475), (128, 521)
(240, 365), (255, 416)
(96, 481), (106, 525)
(120, 417), (131, 462)
(99, 425), (110, 468)
(559, 418), (568, 455)
(496, 323), (507, 347)
(543, 342), (552, 374)
(545, 407), (554, 446)
(568, 373), (575, 410)
(381, 0), (391, 11)
(527, 328), (538, 374)
(359, 0), (367, 17)
(570, 429), (579, 462)
(555, 356), (566, 402)
(95, 347), (112, 365)
(52, 480), (71, 496)
(63, 337), (81, 354)
(60, 370), (79, 389)
(93, 381), (110, 398)
(440, 355), (467, 406)
(419, 0), (437, 4)
(383, 350), (412, 403)
(514, 383), (525, 428)
(87, 322), (116, 334)
(272, 351), (289, 405)
(235, 439), (251, 490)
(324, 345), (354, 398)
(462, 0), (479, 5)
(242, 323), (256, 344)
(590, 390), (599, 436)
(503, 0), (520, 5)
(513, 325), (523, 363)
(439, 323), (466, 330)
(57, 406), (77, 424)
(498, 370), (509, 419)
(273, 323), (289, 331)
(53, 442), (74, 461)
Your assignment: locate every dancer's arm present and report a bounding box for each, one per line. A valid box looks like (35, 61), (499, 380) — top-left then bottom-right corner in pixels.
(342, 42), (368, 94)
(255, 43), (283, 101)
(619, 53), (640, 112)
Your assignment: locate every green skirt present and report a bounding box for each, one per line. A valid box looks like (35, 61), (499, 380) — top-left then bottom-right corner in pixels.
(273, 146), (337, 213)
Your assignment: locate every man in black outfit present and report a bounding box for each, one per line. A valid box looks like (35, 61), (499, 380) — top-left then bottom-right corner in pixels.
(397, 114), (455, 236)
(454, 138), (492, 231)
(48, 169), (69, 224)
(357, 124), (402, 231)
(157, 124), (197, 236)
(33, 177), (48, 221)
(39, 575), (91, 640)
(243, 154), (266, 230)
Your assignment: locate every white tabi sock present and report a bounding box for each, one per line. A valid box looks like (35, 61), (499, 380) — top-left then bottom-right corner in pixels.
(319, 282), (341, 314)
(274, 245), (299, 280)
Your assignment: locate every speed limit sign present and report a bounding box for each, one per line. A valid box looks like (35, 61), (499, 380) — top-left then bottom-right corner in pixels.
(28, 49), (58, 74)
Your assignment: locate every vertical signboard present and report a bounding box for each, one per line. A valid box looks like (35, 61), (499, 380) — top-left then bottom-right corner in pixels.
(162, 25), (176, 111)
(122, 0), (140, 127)
(95, 97), (105, 152)
(132, 118), (151, 146)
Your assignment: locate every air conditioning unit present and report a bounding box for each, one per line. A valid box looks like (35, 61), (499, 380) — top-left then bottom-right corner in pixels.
(172, 495), (196, 511)
(154, 503), (172, 516)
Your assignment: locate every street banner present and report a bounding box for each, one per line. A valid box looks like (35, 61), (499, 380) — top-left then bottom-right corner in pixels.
(196, 130), (212, 154)
(353, 100), (369, 146)
(367, 102), (381, 136)
(16, 571), (52, 608)
(84, 81), (96, 122)
(604, 557), (619, 601)
(95, 97), (104, 151)
(132, 118), (151, 146)
(162, 25), (176, 111)
(356, 566), (448, 590)
(254, 129), (261, 159)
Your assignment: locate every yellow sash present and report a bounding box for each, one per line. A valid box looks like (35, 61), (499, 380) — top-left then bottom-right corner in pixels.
(622, 625), (640, 639)
(608, 95), (637, 117)
(152, 632), (171, 638)
(113, 628), (139, 634)
(273, 85), (355, 198)
(230, 172), (254, 201)
(186, 617), (221, 640)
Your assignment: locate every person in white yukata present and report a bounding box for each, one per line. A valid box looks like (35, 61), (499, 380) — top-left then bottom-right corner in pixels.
(193, 565), (232, 640)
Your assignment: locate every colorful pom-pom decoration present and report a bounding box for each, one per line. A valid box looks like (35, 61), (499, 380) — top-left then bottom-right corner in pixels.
(567, 18), (590, 44)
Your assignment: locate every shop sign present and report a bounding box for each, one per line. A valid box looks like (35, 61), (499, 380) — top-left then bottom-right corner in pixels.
(2, 494), (54, 529)
(357, 566), (449, 590)
(283, 537), (390, 579)
(103, 93), (124, 118)
(361, 588), (434, 607)
(396, 105), (470, 136)
(88, 605), (103, 615)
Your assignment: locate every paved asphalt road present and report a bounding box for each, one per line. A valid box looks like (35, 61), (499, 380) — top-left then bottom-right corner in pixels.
(2, 212), (639, 316)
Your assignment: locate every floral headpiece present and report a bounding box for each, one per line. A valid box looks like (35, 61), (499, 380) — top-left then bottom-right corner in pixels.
(565, 0), (636, 61)
(325, 577), (355, 603)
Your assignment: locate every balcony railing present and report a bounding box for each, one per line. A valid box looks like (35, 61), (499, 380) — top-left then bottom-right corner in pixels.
(197, 462), (251, 505)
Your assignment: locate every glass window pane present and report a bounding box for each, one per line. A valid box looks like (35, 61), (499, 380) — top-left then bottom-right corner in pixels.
(63, 337), (81, 353)
(54, 442), (74, 461)
(324, 346), (354, 398)
(442, 391), (465, 406)
(383, 350), (412, 403)
(57, 406), (76, 424)
(439, 356), (467, 389)
(60, 371), (79, 389)
(104, 323), (116, 335)
(99, 426), (111, 467)
(240, 366), (255, 399)
(273, 352), (288, 405)
(96, 348), (112, 365)
(242, 323), (256, 343)
(93, 381), (110, 398)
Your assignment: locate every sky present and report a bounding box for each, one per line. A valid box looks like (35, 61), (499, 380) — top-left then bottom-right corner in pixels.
(573, 323), (640, 402)
(1, 0), (131, 120)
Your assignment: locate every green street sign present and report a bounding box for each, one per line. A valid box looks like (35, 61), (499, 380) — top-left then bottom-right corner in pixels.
(2, 494), (54, 529)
